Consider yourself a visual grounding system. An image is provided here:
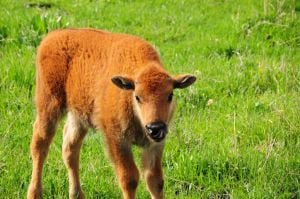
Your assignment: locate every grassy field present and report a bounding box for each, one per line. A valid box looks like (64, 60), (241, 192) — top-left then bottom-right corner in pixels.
(0, 0), (299, 198)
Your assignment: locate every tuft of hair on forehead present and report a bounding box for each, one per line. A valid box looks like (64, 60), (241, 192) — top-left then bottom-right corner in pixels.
(136, 64), (172, 92)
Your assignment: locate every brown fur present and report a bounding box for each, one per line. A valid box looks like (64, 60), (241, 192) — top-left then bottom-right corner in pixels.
(27, 28), (196, 199)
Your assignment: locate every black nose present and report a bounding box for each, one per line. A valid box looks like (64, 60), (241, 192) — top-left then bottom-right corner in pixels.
(145, 122), (167, 142)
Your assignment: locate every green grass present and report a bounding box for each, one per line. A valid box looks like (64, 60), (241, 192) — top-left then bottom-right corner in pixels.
(0, 0), (299, 198)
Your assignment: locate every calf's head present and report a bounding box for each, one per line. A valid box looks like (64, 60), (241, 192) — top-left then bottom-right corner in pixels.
(112, 66), (196, 142)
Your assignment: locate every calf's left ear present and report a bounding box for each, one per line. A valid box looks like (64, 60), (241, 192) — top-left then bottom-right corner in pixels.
(111, 75), (135, 90)
(173, 74), (197, 89)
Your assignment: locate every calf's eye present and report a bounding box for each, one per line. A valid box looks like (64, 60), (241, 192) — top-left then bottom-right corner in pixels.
(135, 96), (141, 103)
(168, 92), (173, 102)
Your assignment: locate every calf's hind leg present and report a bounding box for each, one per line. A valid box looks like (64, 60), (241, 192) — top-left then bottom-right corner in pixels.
(62, 112), (88, 199)
(27, 98), (62, 199)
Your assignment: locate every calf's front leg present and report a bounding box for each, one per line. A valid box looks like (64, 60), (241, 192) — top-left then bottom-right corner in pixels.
(106, 138), (139, 199)
(142, 144), (164, 199)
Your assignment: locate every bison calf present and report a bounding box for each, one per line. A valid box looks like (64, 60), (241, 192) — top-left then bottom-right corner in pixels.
(27, 29), (196, 199)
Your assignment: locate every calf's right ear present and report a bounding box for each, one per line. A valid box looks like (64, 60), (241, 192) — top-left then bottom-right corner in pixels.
(111, 75), (135, 90)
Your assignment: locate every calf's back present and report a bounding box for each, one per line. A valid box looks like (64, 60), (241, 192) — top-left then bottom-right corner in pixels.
(36, 28), (161, 130)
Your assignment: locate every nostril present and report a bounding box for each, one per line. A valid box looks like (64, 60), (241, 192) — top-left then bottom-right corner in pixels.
(159, 122), (167, 130)
(145, 124), (152, 133)
(145, 124), (151, 130)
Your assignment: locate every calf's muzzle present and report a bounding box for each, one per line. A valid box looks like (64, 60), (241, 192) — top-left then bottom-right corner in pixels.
(145, 121), (167, 142)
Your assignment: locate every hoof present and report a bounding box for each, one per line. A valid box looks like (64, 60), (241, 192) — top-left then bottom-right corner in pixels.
(27, 184), (42, 199)
(69, 188), (85, 199)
